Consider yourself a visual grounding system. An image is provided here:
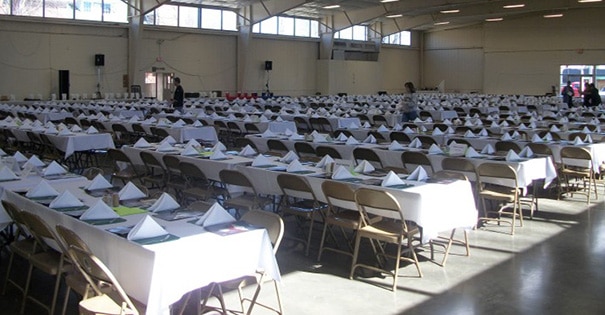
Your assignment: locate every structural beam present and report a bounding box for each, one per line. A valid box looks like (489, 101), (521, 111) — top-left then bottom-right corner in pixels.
(250, 0), (311, 24)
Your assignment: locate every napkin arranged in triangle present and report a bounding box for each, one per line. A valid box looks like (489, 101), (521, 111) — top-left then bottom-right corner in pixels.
(284, 128), (294, 136)
(403, 127), (415, 134)
(354, 160), (375, 173)
(586, 134), (593, 143)
(192, 120), (204, 127)
(464, 130), (477, 138)
(316, 155), (335, 168)
(573, 136), (585, 146)
(86, 126), (99, 134)
(286, 159), (308, 173)
(550, 125), (561, 132)
(345, 136), (360, 145)
(180, 145), (199, 156)
(465, 147), (483, 158)
(49, 190), (84, 208)
(505, 149), (522, 162)
(71, 125), (82, 132)
(43, 161), (67, 176)
(543, 133), (553, 142)
(464, 120), (474, 127)
(58, 128), (74, 136)
(13, 151), (28, 163)
(376, 125), (389, 132)
(336, 132), (349, 142)
(156, 141), (174, 152)
(481, 144), (495, 155)
(531, 134), (543, 143)
(261, 129), (276, 138)
(212, 141), (227, 152)
(238, 145), (257, 156)
(194, 202), (236, 227)
(172, 119), (186, 127)
(432, 128), (444, 136)
(409, 138), (422, 148)
(0, 166), (18, 181)
(392, 123), (403, 131)
(85, 174), (113, 190)
(147, 192), (180, 212)
(312, 133), (327, 143)
(500, 133), (513, 141)
(347, 121), (359, 129)
(252, 154), (273, 167)
(478, 128), (489, 137)
(209, 149), (228, 160)
(259, 115), (270, 122)
(45, 126), (59, 134)
(160, 136), (177, 145)
(581, 126), (592, 134)
(133, 137), (151, 148)
(388, 140), (405, 151)
(381, 171), (406, 187)
(80, 199), (119, 220)
(407, 166), (429, 181)
(25, 155), (45, 168)
(519, 146), (534, 158)
(363, 134), (377, 144)
(280, 150), (299, 163)
(185, 139), (201, 149)
(490, 121), (499, 128)
(362, 122), (371, 128)
(119, 181), (147, 200)
(331, 165), (355, 180)
(428, 144), (444, 155)
(26, 180), (59, 198)
(127, 215), (168, 241)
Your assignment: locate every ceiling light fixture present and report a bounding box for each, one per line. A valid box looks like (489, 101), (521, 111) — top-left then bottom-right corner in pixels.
(440, 9), (460, 14)
(434, 21), (450, 25)
(386, 14), (403, 18)
(323, 5), (340, 9)
(503, 4), (526, 8)
(486, 17), (504, 22)
(380, 0), (400, 3)
(578, 0), (602, 3)
(544, 13), (564, 18)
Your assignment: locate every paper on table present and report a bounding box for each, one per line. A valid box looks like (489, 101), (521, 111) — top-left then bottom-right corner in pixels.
(194, 202), (236, 227)
(500, 133), (513, 141)
(133, 138), (151, 148)
(212, 141), (227, 152)
(160, 136), (177, 145)
(363, 135), (377, 144)
(251, 154), (273, 167)
(354, 160), (375, 173)
(376, 125), (389, 132)
(119, 181), (147, 200)
(238, 145), (257, 156)
(147, 192), (180, 212)
(407, 166), (428, 181)
(432, 128), (444, 136)
(86, 126), (99, 134)
(43, 161), (67, 176)
(0, 166), (18, 181)
(180, 146), (199, 156)
(345, 136), (360, 145)
(25, 155), (45, 168)
(156, 141), (174, 152)
(286, 159), (308, 173)
(465, 147), (482, 158)
(85, 174), (113, 190)
(409, 138), (422, 148)
(316, 155), (335, 168)
(381, 171), (406, 187)
(127, 215), (168, 241)
(80, 199), (120, 220)
(519, 146), (534, 158)
(481, 144), (495, 155)
(49, 190), (84, 208)
(280, 150), (299, 163)
(428, 144), (444, 155)
(388, 140), (405, 151)
(505, 150), (522, 162)
(209, 149), (228, 160)
(331, 165), (355, 180)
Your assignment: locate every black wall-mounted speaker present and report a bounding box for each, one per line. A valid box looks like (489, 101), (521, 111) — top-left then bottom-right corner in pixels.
(95, 54), (105, 66)
(264, 60), (273, 71)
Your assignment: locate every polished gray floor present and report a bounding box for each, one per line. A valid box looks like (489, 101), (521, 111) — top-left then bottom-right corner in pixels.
(2, 191), (605, 314)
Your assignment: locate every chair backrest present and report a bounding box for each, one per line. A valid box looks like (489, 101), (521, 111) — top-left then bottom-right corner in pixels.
(495, 141), (521, 153)
(276, 173), (316, 200)
(19, 212), (58, 253)
(321, 180), (357, 212)
(234, 138), (258, 151)
(68, 246), (139, 315)
(441, 157), (477, 181)
(560, 146), (593, 169)
(219, 169), (255, 191)
(1, 200), (29, 239)
(367, 131), (387, 142)
(82, 167), (104, 180)
(55, 224), (92, 254)
(567, 132), (590, 142)
(140, 151), (164, 170)
(162, 155), (181, 174)
(446, 138), (472, 147)
(476, 162), (518, 190)
(333, 130), (353, 139)
(244, 123), (261, 134)
(132, 123), (146, 134)
(111, 123), (128, 133)
(372, 115), (388, 126)
(354, 188), (406, 228)
(240, 211), (284, 254)
(267, 139), (289, 154)
(178, 162), (210, 186)
(352, 147), (383, 168)
(537, 131), (561, 141)
(389, 132), (411, 143)
(316, 146), (342, 159)
(294, 142), (316, 156)
(416, 135), (438, 149)
(526, 143), (553, 157)
(401, 151), (434, 173)
(108, 148), (131, 164)
(432, 170), (468, 181)
(293, 117), (310, 132)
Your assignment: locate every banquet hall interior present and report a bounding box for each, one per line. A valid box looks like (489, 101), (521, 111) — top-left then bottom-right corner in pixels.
(1, 0), (605, 314)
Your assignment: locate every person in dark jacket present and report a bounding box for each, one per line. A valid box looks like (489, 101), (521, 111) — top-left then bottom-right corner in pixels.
(172, 77), (184, 111)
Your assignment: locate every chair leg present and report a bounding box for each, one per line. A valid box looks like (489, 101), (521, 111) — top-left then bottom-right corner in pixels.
(317, 222), (329, 262)
(349, 234), (362, 279)
(2, 252), (15, 295)
(61, 286), (71, 315)
(20, 264), (34, 314)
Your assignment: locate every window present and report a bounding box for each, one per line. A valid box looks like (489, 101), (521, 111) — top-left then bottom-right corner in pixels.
(76, 0), (102, 21)
(156, 4), (178, 27)
(102, 3), (110, 14)
(278, 16), (294, 36)
(334, 25), (368, 41)
(103, 0), (126, 22)
(179, 6), (198, 28)
(201, 8), (221, 30)
(294, 18), (310, 37)
(560, 65), (605, 98)
(144, 11), (155, 25)
(259, 16), (278, 34)
(45, 0), (75, 19)
(382, 30), (411, 46)
(253, 16), (319, 38)
(222, 10), (237, 31)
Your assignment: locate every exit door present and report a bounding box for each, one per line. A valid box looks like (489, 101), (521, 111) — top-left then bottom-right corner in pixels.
(143, 71), (174, 101)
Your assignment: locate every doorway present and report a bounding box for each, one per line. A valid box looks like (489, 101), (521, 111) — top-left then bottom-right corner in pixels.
(144, 70), (174, 101)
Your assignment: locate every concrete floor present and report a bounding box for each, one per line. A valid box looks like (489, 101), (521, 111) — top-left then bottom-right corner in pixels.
(2, 191), (605, 314)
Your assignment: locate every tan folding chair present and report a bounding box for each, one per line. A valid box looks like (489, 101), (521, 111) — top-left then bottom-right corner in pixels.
(178, 161), (217, 205)
(162, 155), (188, 199)
(107, 148), (143, 185)
(558, 146), (598, 204)
(401, 151), (434, 174)
(495, 141), (521, 154)
(219, 169), (273, 217)
(139, 151), (167, 189)
(350, 188), (422, 291)
(352, 147), (383, 169)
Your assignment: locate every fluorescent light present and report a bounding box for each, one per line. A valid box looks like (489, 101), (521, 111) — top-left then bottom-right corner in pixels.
(440, 9), (460, 14)
(380, 0), (400, 3)
(323, 5), (340, 9)
(578, 0), (602, 3)
(386, 14), (403, 18)
(503, 4), (525, 8)
(486, 17), (504, 22)
(544, 13), (564, 18)
(434, 21), (450, 25)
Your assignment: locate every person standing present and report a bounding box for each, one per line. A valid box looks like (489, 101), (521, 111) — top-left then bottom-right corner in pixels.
(399, 82), (419, 122)
(561, 81), (574, 107)
(590, 83), (602, 107)
(582, 82), (592, 107)
(172, 77), (184, 112)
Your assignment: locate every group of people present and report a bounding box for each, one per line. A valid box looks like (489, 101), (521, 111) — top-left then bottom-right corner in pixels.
(562, 80), (602, 107)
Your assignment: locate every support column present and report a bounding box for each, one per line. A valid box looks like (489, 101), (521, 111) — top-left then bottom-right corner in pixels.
(128, 0), (144, 93)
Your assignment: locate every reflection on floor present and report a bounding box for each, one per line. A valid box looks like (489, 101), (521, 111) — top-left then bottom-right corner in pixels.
(1, 192), (604, 314)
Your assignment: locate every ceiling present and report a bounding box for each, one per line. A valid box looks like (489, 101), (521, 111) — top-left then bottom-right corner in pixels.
(170, 0), (605, 34)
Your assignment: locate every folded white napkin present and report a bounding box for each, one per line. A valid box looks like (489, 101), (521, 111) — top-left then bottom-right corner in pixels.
(345, 136), (360, 145)
(85, 174), (113, 190)
(133, 138), (151, 148)
(160, 136), (177, 145)
(550, 125), (560, 132)
(25, 155), (45, 168)
(157, 120), (171, 127)
(573, 136), (584, 146)
(531, 134), (543, 143)
(212, 141), (227, 152)
(316, 155), (335, 168)
(260, 116), (269, 122)
(403, 127), (415, 134)
(180, 146), (199, 156)
(348, 121), (359, 129)
(261, 129), (276, 138)
(43, 161), (67, 176)
(363, 135), (377, 144)
(381, 171), (406, 187)
(209, 149), (228, 160)
(313, 134), (327, 143)
(409, 138), (422, 148)
(194, 202), (236, 227)
(478, 129), (489, 137)
(148, 192), (180, 212)
(481, 144), (495, 155)
(0, 166), (18, 181)
(392, 123), (403, 131)
(388, 140), (405, 151)
(331, 165), (355, 180)
(413, 118), (423, 123)
(173, 119), (186, 127)
(407, 166), (428, 181)
(119, 182), (147, 200)
(71, 125), (82, 132)
(49, 190), (84, 209)
(251, 154), (273, 167)
(238, 145), (257, 156)
(86, 126), (99, 134)
(192, 120), (204, 127)
(464, 130), (477, 138)
(45, 126), (59, 134)
(518, 124), (528, 130)
(464, 120), (474, 127)
(543, 133), (553, 141)
(432, 128), (444, 136)
(447, 127), (455, 134)
(58, 128), (74, 136)
(127, 215), (169, 241)
(184, 139), (201, 150)
(280, 150), (299, 163)
(286, 159), (308, 173)
(26, 180), (59, 197)
(376, 125), (389, 132)
(491, 121), (499, 128)
(505, 150), (521, 162)
(284, 128), (294, 136)
(354, 160), (375, 173)
(519, 146), (534, 158)
(465, 147), (482, 158)
(511, 131), (520, 139)
(362, 122), (371, 128)
(336, 133), (349, 142)
(500, 133), (513, 141)
(586, 134), (593, 143)
(500, 121), (509, 127)
(156, 141), (174, 152)
(128, 116), (140, 123)
(33, 126), (46, 133)
(428, 144), (444, 155)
